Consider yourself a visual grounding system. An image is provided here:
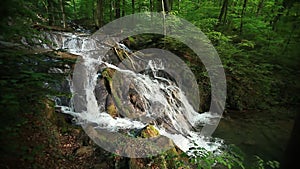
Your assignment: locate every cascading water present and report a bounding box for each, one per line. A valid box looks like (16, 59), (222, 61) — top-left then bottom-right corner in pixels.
(44, 31), (223, 157)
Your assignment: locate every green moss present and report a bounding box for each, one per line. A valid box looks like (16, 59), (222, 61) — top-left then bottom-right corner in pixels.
(102, 68), (115, 81)
(140, 125), (159, 138)
(106, 104), (118, 118)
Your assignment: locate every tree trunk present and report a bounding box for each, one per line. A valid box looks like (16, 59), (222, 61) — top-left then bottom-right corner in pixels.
(157, 0), (170, 12)
(218, 0), (228, 24)
(60, 0), (66, 28)
(115, 0), (121, 18)
(169, 0), (173, 10)
(132, 0), (135, 14)
(138, 0), (141, 12)
(110, 1), (113, 20)
(47, 0), (54, 26)
(239, 0), (247, 35)
(72, 0), (76, 15)
(163, 0), (170, 12)
(122, 0), (126, 17)
(272, 0), (296, 31)
(150, 0), (154, 12)
(96, 0), (104, 28)
(256, 0), (264, 16)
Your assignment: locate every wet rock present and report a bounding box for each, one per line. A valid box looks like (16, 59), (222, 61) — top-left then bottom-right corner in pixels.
(140, 69), (177, 84)
(94, 78), (108, 109)
(155, 117), (179, 135)
(102, 48), (121, 65)
(128, 86), (145, 112)
(75, 146), (93, 157)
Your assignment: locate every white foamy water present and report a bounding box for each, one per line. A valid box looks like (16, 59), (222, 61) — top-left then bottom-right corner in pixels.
(48, 31), (223, 155)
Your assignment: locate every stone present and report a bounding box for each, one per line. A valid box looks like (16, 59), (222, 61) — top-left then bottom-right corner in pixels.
(75, 146), (93, 157)
(94, 78), (109, 108)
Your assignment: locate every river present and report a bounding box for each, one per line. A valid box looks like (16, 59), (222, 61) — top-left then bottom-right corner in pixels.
(214, 110), (294, 167)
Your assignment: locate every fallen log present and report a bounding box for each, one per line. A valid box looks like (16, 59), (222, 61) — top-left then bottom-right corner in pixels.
(1, 40), (79, 61)
(53, 51), (79, 60)
(32, 24), (73, 32)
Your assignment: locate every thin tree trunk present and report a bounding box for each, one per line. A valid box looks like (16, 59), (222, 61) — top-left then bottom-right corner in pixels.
(132, 0), (135, 14)
(115, 0), (121, 18)
(218, 0), (228, 24)
(163, 0), (170, 13)
(256, 0), (264, 16)
(138, 0), (141, 12)
(60, 0), (66, 28)
(72, 0), (76, 15)
(224, 2), (228, 23)
(110, 1), (113, 20)
(157, 0), (170, 12)
(150, 0), (154, 12)
(169, 0), (173, 10)
(239, 0), (247, 35)
(96, 0), (104, 27)
(47, 0), (54, 26)
(122, 0), (125, 17)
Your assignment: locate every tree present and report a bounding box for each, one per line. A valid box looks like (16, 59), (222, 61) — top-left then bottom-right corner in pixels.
(115, 0), (121, 18)
(96, 0), (104, 27)
(132, 0), (135, 14)
(47, 0), (55, 26)
(60, 0), (66, 28)
(218, 0), (229, 24)
(240, 0), (248, 34)
(256, 0), (264, 16)
(122, 0), (126, 17)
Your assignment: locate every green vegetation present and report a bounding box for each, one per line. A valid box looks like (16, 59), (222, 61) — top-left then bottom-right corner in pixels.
(1, 0), (299, 110)
(1, 0), (299, 168)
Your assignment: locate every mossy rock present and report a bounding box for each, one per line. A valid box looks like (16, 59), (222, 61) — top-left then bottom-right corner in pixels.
(106, 94), (118, 118)
(140, 125), (159, 138)
(44, 99), (55, 122)
(101, 68), (115, 81)
(106, 104), (118, 118)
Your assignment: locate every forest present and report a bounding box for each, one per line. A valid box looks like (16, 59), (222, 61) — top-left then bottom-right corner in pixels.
(0, 0), (299, 169)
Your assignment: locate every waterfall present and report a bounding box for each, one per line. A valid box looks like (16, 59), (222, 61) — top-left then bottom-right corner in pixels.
(46, 31), (223, 157)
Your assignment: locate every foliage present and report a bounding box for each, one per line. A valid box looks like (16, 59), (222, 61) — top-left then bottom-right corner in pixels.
(186, 144), (245, 169)
(254, 155), (280, 169)
(0, 49), (70, 165)
(0, 50), (67, 112)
